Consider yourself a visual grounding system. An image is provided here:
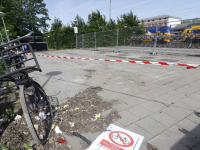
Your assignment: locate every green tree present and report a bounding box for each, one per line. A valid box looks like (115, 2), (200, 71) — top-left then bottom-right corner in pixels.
(0, 0), (50, 38)
(181, 20), (192, 24)
(106, 19), (117, 30)
(87, 9), (107, 32)
(117, 10), (139, 28)
(47, 18), (75, 50)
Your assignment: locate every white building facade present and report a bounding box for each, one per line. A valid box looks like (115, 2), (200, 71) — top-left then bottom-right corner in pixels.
(140, 15), (181, 28)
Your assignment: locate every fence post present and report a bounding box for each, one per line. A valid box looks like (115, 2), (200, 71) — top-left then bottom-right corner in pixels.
(116, 28), (119, 51)
(94, 32), (96, 50)
(152, 24), (158, 54)
(82, 34), (84, 49)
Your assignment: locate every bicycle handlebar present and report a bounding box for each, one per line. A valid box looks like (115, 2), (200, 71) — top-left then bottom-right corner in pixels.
(0, 31), (34, 48)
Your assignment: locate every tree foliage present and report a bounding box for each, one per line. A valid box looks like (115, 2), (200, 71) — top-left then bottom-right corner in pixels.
(46, 9), (144, 50)
(0, 0), (50, 40)
(117, 10), (140, 28)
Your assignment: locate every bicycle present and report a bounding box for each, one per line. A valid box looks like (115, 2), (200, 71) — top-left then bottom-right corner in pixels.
(0, 31), (53, 144)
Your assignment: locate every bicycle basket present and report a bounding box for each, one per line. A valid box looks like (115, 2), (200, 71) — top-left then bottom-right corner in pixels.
(0, 42), (41, 81)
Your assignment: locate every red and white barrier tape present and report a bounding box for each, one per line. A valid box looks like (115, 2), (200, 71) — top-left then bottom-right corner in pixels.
(24, 53), (199, 69)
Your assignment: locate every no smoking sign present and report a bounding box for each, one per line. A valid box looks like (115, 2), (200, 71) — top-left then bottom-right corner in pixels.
(88, 124), (144, 150)
(109, 131), (134, 147)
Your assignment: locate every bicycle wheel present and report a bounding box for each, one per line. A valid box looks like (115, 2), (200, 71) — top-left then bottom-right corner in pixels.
(19, 81), (53, 144)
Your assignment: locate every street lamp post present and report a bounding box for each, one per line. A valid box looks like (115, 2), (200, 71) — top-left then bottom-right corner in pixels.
(0, 31), (4, 44)
(73, 20), (78, 49)
(6, 30), (10, 41)
(0, 12), (10, 42)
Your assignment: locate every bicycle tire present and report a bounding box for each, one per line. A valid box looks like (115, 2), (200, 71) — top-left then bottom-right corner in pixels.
(19, 82), (53, 144)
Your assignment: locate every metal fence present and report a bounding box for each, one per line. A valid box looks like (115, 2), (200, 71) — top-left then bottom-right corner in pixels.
(77, 27), (200, 49)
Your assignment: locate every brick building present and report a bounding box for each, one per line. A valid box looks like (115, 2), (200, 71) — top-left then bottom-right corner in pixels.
(140, 15), (181, 28)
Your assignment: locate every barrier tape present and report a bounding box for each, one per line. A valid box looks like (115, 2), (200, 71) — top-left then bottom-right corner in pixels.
(23, 53), (199, 69)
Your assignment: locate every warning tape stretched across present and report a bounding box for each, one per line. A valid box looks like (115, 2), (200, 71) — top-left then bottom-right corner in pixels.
(24, 53), (199, 69)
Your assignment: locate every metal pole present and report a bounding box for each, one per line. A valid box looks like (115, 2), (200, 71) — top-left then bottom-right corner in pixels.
(94, 32), (96, 50)
(116, 28), (119, 51)
(76, 33), (77, 48)
(82, 34), (84, 49)
(109, 0), (111, 21)
(1, 16), (9, 42)
(153, 24), (158, 53)
(0, 31), (4, 44)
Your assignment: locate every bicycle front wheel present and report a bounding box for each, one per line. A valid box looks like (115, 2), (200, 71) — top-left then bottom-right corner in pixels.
(19, 82), (53, 144)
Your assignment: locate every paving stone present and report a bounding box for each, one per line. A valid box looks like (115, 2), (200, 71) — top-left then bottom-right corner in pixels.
(174, 78), (195, 86)
(176, 118), (200, 138)
(187, 111), (200, 124)
(164, 82), (183, 89)
(189, 91), (200, 102)
(161, 106), (190, 120)
(181, 97), (200, 110)
(126, 123), (153, 142)
(81, 131), (102, 142)
(167, 90), (187, 99)
(173, 101), (196, 114)
(150, 112), (178, 127)
(139, 101), (164, 112)
(127, 105), (153, 118)
(112, 103), (131, 112)
(119, 97), (147, 107)
(117, 110), (139, 126)
(112, 120), (125, 128)
(175, 86), (200, 96)
(164, 125), (200, 150)
(135, 117), (167, 136)
(142, 88), (168, 98)
(157, 93), (182, 105)
(148, 132), (188, 150)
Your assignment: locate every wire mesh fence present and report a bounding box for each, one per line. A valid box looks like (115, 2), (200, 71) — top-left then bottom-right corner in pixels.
(77, 27), (200, 50)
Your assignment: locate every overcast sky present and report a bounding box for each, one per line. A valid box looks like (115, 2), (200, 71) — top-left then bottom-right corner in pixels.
(43, 0), (200, 28)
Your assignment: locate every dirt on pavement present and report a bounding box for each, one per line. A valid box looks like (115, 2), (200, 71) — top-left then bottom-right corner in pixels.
(0, 86), (121, 150)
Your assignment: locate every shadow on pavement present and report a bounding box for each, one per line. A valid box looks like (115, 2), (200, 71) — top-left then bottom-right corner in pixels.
(48, 95), (59, 107)
(171, 120), (200, 149)
(42, 71), (62, 88)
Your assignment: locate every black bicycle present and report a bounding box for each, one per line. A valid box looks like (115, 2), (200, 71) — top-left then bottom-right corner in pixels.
(0, 32), (53, 144)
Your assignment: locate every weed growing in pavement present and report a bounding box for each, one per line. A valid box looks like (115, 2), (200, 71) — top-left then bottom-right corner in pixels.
(0, 144), (10, 150)
(24, 141), (33, 150)
(1, 102), (16, 128)
(0, 144), (30, 150)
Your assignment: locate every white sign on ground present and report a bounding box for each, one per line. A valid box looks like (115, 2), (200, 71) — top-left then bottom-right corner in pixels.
(88, 124), (144, 150)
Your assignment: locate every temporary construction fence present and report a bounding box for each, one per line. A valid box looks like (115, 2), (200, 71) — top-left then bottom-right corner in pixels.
(77, 27), (200, 50)
(77, 27), (145, 50)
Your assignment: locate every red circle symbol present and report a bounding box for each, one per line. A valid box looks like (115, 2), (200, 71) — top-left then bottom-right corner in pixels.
(109, 131), (134, 147)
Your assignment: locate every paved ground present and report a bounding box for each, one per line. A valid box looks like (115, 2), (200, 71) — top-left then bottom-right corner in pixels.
(27, 47), (200, 150)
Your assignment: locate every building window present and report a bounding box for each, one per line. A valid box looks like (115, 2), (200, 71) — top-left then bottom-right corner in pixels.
(158, 23), (161, 26)
(152, 20), (154, 21)
(148, 20), (150, 22)
(163, 23), (167, 26)
(152, 24), (154, 27)
(147, 25), (149, 27)
(159, 19), (161, 20)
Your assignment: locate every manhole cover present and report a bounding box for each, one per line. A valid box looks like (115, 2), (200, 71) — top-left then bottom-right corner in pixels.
(159, 59), (179, 62)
